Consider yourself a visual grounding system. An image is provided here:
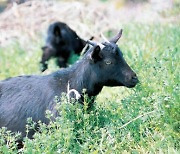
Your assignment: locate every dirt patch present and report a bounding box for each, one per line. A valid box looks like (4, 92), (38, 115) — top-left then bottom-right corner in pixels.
(0, 0), (178, 47)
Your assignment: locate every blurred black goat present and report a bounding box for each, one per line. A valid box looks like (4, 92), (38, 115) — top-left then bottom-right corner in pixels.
(40, 21), (91, 72)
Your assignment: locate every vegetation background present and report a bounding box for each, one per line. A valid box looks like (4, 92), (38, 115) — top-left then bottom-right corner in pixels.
(0, 0), (179, 153)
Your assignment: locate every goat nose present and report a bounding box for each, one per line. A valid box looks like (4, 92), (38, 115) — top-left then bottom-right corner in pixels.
(131, 74), (139, 83)
(132, 74), (137, 79)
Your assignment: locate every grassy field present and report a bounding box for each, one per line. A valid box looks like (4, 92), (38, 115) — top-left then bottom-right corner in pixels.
(0, 1), (180, 153)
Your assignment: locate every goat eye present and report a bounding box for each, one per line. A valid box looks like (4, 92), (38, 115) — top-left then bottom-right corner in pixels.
(105, 60), (112, 65)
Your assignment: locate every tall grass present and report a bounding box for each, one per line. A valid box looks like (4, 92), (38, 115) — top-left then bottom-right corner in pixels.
(0, 23), (179, 153)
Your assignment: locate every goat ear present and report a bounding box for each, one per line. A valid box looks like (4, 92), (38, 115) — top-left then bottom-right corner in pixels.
(90, 45), (102, 62)
(54, 26), (61, 37)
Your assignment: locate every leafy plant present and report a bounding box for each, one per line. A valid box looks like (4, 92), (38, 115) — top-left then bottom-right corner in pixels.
(0, 23), (179, 153)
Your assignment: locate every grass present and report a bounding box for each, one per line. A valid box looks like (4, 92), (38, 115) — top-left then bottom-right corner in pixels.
(0, 22), (179, 153)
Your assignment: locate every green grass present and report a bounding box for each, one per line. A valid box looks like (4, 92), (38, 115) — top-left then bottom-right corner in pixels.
(0, 23), (179, 153)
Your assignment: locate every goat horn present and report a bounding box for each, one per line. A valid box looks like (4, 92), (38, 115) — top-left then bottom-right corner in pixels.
(101, 32), (110, 43)
(109, 29), (123, 44)
(87, 40), (97, 46)
(87, 40), (104, 49)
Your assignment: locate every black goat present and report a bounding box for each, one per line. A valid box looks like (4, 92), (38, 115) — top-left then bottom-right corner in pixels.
(0, 29), (138, 139)
(40, 21), (89, 72)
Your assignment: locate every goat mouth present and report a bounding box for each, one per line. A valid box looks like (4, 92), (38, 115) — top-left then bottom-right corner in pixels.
(126, 84), (137, 88)
(125, 81), (139, 88)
